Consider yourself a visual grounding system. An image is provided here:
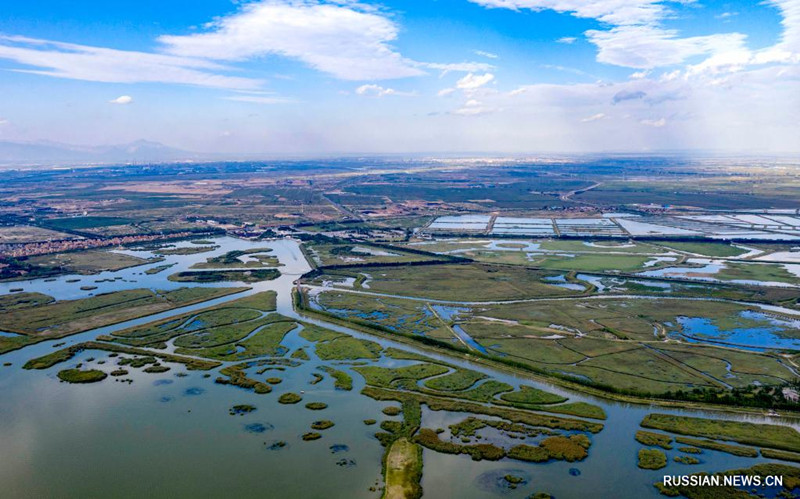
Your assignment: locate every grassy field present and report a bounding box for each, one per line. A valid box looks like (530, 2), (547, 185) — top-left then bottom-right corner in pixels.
(641, 413), (800, 452)
(23, 340), (222, 371)
(144, 263), (176, 275)
(652, 241), (749, 258)
(309, 281), (798, 398)
(168, 268), (279, 283)
(635, 430), (673, 449)
(40, 216), (133, 230)
(112, 291), (278, 350)
(314, 291), (443, 337)
(172, 315), (273, 349)
(637, 448), (667, 469)
(318, 365), (353, 390)
(499, 385), (568, 405)
(190, 248), (280, 269)
(423, 368), (487, 391)
(354, 354), (606, 421)
(311, 335), (383, 361)
(363, 385), (603, 433)
(0, 287), (246, 353)
(0, 225), (73, 243)
(527, 253), (656, 272)
(57, 368), (107, 383)
(23, 250), (158, 275)
(674, 436), (758, 457)
(310, 263), (576, 301)
(715, 261), (799, 284)
(0, 292), (54, 310)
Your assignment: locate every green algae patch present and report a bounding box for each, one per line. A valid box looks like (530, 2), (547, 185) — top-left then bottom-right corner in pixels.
(354, 363), (449, 388)
(314, 336), (382, 361)
(24, 341), (221, 371)
(364, 419), (377, 425)
(278, 392), (302, 404)
(362, 386), (603, 433)
(382, 406), (402, 416)
(539, 435), (590, 462)
(761, 448), (800, 463)
(305, 402), (328, 410)
(413, 428), (505, 461)
(541, 402), (606, 420)
(216, 363), (272, 394)
(143, 365), (170, 373)
(423, 368), (486, 392)
(57, 368), (107, 384)
(638, 448), (667, 470)
(507, 444), (549, 462)
(266, 377), (282, 384)
(674, 436), (757, 458)
(449, 417), (487, 438)
(674, 455), (700, 465)
(636, 430), (673, 450)
(302, 432), (322, 441)
(291, 348), (310, 361)
(311, 420), (335, 430)
(229, 404), (256, 416)
(641, 413), (800, 453)
(499, 385), (567, 405)
(168, 268), (279, 283)
(318, 366), (352, 391)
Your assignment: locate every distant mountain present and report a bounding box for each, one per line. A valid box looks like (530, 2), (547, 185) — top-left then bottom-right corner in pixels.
(0, 139), (202, 166)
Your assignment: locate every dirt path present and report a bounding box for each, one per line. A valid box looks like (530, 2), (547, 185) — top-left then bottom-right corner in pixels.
(383, 437), (422, 499)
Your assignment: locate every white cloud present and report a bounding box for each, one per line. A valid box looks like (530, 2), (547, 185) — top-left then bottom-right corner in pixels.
(109, 95), (133, 105)
(580, 113), (606, 122)
(437, 88), (457, 97)
(159, 0), (423, 81)
(456, 72), (495, 89)
(641, 117), (667, 127)
(0, 35), (261, 90)
(557, 37), (577, 44)
(355, 84), (414, 97)
(468, 0), (768, 71)
(421, 61), (495, 76)
(474, 50), (499, 59)
(0, 1), (494, 93)
(469, 0), (669, 26)
(767, 0), (800, 55)
(716, 11), (738, 21)
(0, 119), (8, 125)
(587, 26), (748, 69)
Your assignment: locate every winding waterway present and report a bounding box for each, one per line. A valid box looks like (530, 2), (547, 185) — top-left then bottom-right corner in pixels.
(1, 236), (798, 498)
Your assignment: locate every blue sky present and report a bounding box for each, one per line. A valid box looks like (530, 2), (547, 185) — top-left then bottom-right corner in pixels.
(0, 0), (798, 155)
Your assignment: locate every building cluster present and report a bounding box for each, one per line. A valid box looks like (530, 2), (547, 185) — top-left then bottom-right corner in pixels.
(0, 231), (200, 259)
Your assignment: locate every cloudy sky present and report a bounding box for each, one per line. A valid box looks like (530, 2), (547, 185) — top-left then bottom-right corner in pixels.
(0, 0), (798, 155)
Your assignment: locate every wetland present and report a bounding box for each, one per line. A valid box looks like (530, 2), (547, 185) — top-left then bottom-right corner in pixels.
(4, 233), (800, 498)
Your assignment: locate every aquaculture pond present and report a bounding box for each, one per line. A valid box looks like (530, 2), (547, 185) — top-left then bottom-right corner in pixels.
(2, 236), (800, 498)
